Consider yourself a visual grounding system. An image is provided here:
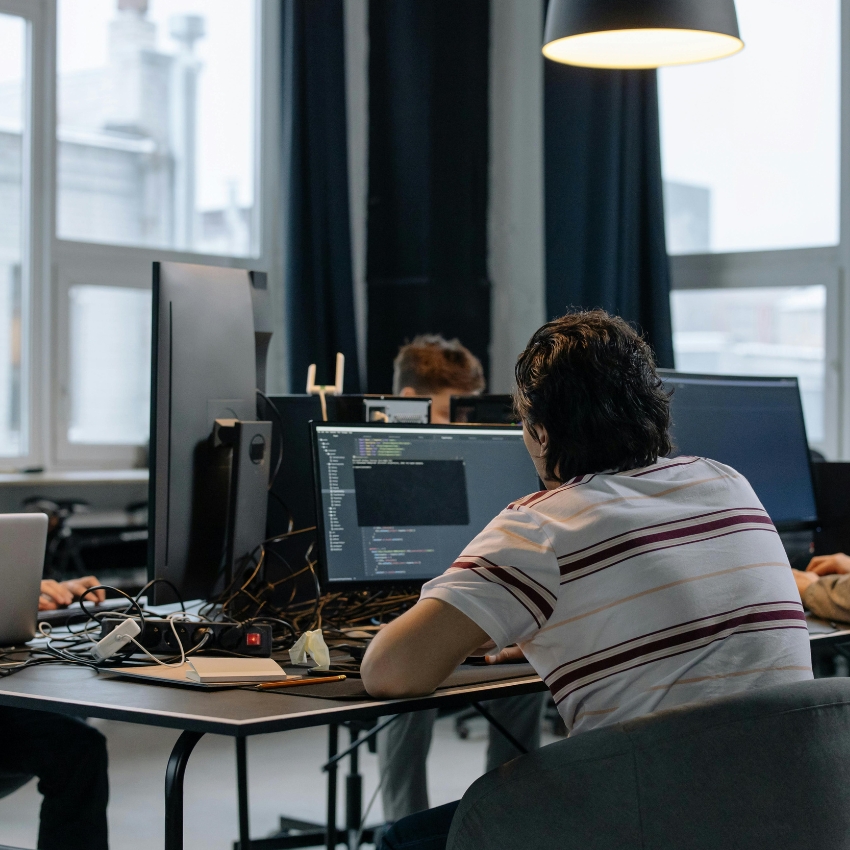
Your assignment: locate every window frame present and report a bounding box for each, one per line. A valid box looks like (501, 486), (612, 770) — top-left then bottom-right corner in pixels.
(1, 0), (281, 472)
(0, 0), (48, 470)
(667, 1), (850, 460)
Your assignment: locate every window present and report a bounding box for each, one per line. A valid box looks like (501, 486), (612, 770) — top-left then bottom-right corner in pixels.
(56, 0), (258, 256)
(0, 0), (278, 472)
(68, 285), (151, 445)
(659, 0), (840, 255)
(671, 286), (826, 443)
(0, 12), (27, 458)
(660, 0), (842, 456)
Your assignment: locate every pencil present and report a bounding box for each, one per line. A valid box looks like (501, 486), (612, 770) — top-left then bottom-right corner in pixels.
(256, 674), (346, 690)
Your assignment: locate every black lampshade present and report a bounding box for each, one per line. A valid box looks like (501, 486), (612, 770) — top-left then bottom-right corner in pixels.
(543, 0), (743, 68)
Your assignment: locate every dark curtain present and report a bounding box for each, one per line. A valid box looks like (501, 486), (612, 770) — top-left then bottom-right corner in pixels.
(544, 64), (674, 367)
(281, 0), (361, 392)
(366, 0), (490, 392)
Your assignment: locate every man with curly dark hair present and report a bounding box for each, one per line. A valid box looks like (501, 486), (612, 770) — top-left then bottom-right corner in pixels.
(364, 310), (812, 850)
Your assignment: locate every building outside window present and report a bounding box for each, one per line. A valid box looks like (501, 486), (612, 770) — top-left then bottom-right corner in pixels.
(56, 0), (257, 257)
(659, 0), (841, 452)
(0, 0), (277, 469)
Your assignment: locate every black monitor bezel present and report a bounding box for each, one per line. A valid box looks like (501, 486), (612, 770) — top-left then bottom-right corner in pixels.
(310, 421), (526, 590)
(658, 369), (819, 532)
(449, 393), (517, 424)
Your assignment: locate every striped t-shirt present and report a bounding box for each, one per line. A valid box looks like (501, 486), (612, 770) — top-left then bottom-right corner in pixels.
(421, 456), (813, 735)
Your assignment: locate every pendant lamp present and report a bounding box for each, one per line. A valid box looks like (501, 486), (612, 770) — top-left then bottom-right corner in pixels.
(543, 0), (743, 69)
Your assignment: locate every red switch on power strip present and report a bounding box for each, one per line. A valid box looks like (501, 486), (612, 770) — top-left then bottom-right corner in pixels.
(245, 632), (262, 646)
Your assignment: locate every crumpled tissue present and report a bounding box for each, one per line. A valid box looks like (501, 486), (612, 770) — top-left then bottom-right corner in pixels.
(288, 629), (330, 671)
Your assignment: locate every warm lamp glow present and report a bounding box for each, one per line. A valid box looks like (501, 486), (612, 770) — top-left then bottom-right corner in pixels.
(543, 0), (743, 70)
(543, 27), (743, 69)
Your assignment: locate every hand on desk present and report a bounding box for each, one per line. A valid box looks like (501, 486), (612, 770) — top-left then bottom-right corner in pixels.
(486, 645), (526, 665)
(806, 553), (850, 576)
(39, 576), (105, 610)
(793, 553), (850, 601)
(472, 639), (527, 665)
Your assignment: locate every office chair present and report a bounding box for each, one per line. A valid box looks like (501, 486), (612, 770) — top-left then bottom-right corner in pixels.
(447, 678), (850, 850)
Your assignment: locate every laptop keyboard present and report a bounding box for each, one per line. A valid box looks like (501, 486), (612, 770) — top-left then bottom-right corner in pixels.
(37, 598), (143, 628)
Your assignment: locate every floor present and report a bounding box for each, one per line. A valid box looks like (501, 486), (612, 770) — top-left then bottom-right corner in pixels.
(0, 711), (557, 850)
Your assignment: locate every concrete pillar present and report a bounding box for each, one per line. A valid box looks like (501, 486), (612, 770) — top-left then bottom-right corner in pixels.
(488, 0), (546, 392)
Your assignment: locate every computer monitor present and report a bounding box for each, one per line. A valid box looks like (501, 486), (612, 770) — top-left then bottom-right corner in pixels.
(311, 423), (540, 587)
(265, 394), (433, 538)
(265, 395), (324, 535)
(660, 371), (818, 531)
(148, 262), (272, 602)
(331, 395), (431, 424)
(450, 394), (517, 424)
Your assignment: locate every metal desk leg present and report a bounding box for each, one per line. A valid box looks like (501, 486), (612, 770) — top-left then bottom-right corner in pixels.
(346, 727), (362, 850)
(237, 737), (252, 850)
(165, 730), (205, 850)
(326, 724), (339, 850)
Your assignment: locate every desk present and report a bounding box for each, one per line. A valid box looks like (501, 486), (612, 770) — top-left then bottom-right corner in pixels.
(0, 664), (546, 850)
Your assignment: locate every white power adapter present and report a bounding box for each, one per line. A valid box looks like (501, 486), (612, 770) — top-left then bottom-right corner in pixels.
(91, 618), (141, 661)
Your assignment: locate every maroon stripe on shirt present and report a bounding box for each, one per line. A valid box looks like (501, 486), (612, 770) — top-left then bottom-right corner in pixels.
(557, 507), (769, 562)
(452, 556), (556, 602)
(483, 566), (555, 621)
(470, 567), (545, 627)
(559, 512), (775, 578)
(560, 526), (778, 586)
(550, 623), (808, 706)
(545, 606), (807, 700)
(522, 475), (597, 509)
(451, 559), (556, 621)
(623, 457), (702, 478)
(544, 601), (804, 681)
(508, 490), (547, 510)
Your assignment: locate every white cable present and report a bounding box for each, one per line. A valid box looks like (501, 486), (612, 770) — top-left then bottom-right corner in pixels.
(127, 616), (188, 668)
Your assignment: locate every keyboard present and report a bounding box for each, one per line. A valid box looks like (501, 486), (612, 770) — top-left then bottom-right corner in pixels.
(38, 597), (145, 628)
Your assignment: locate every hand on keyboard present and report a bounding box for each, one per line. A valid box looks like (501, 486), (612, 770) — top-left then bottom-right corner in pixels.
(39, 576), (105, 610)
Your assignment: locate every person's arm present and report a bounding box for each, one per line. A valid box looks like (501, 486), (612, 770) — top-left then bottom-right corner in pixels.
(794, 554), (850, 622)
(362, 503), (560, 698)
(361, 598), (489, 699)
(39, 576), (105, 611)
(798, 573), (850, 622)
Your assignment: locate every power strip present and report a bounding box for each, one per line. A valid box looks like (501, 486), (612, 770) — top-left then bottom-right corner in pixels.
(98, 617), (273, 658)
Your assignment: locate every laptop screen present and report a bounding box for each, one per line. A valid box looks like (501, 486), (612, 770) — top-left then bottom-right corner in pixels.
(311, 424), (540, 586)
(660, 371), (818, 530)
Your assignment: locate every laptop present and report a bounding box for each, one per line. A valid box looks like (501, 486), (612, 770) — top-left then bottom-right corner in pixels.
(0, 513), (48, 646)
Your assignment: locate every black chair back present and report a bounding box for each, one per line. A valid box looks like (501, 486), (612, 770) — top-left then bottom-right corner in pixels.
(448, 679), (850, 850)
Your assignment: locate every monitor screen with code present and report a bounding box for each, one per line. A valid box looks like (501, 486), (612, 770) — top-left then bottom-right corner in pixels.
(312, 424), (540, 586)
